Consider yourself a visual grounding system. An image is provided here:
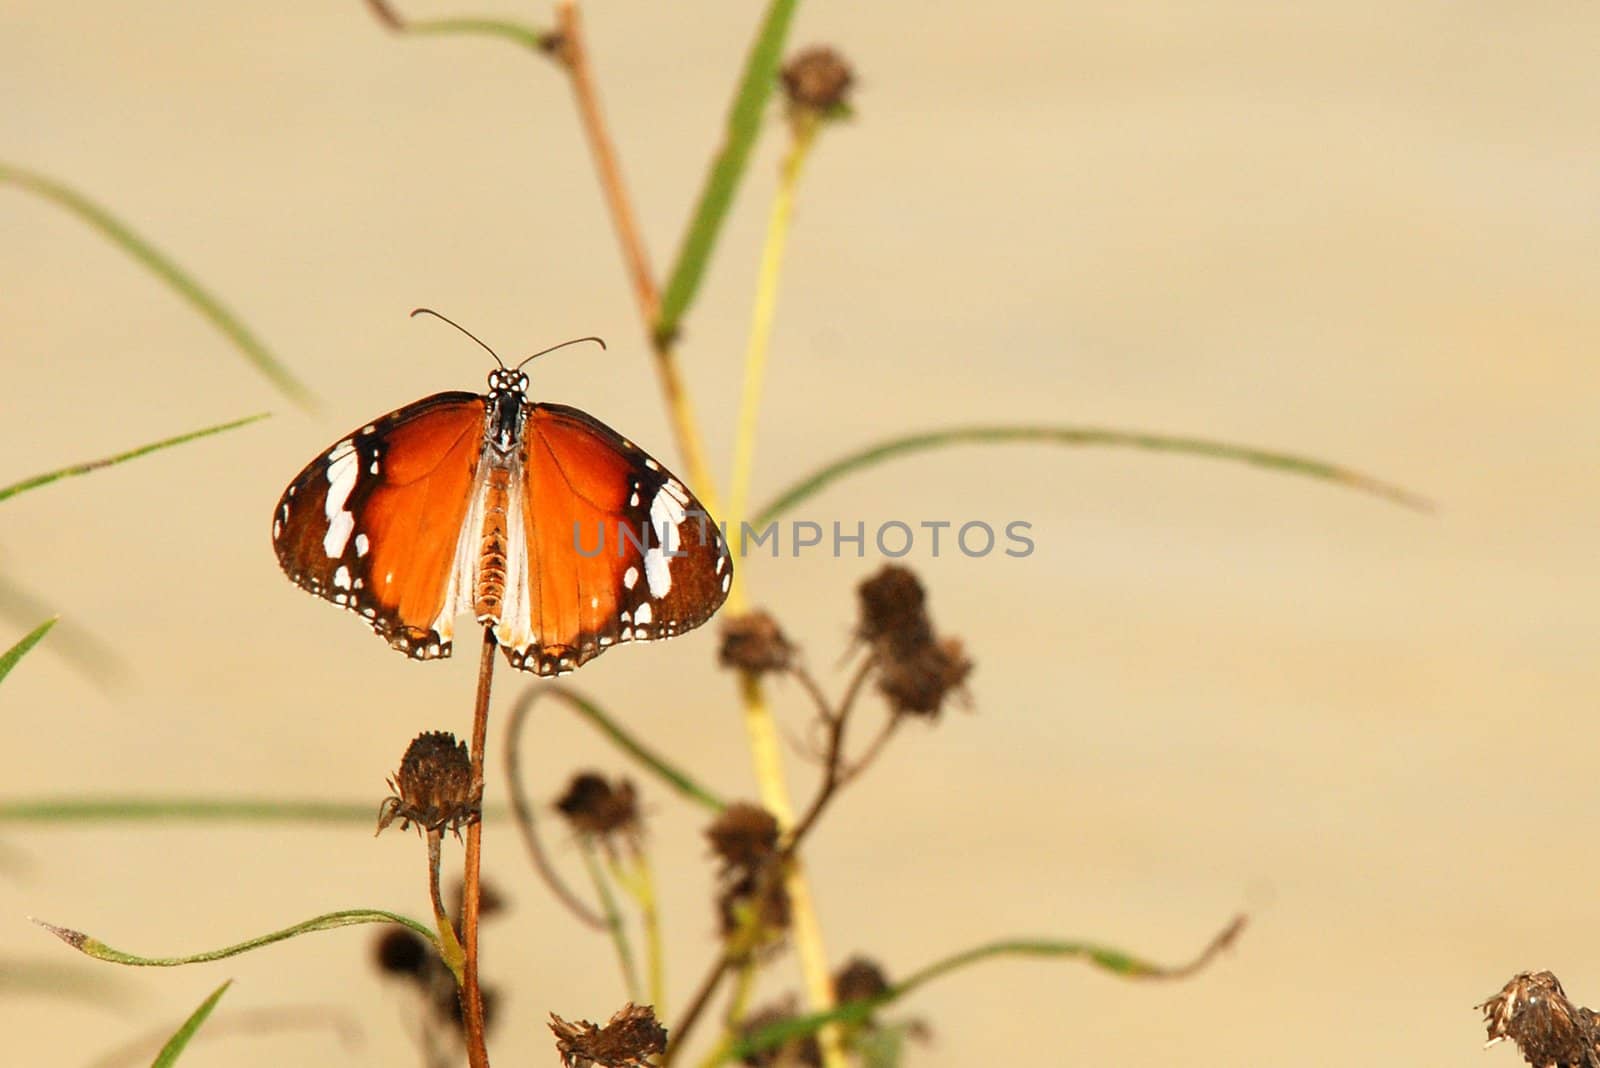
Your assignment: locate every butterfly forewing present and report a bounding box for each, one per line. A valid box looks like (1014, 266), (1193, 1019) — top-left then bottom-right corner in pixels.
(272, 392), (486, 659)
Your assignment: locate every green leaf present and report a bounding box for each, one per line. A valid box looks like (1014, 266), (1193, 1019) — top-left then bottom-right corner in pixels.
(752, 424), (1428, 527)
(654, 0), (799, 342)
(152, 980), (231, 1067)
(0, 796), (507, 825)
(35, 909), (439, 967)
(0, 618), (57, 686)
(0, 414), (269, 505)
(0, 162), (315, 410)
(534, 684), (725, 811)
(0, 576), (127, 686)
(727, 917), (1246, 1063)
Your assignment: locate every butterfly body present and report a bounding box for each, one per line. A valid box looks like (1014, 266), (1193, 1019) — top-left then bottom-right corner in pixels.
(273, 367), (731, 676)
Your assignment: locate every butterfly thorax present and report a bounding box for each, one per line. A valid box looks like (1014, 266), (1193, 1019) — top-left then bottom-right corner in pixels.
(484, 371), (530, 455)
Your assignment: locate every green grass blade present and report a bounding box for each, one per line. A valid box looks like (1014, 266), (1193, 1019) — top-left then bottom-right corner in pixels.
(0, 162), (315, 410)
(752, 424), (1429, 527)
(151, 980), (231, 1067)
(537, 684), (725, 811)
(0, 414), (269, 505)
(0, 618), (57, 686)
(727, 916), (1245, 1063)
(0, 796), (507, 825)
(654, 0), (799, 342)
(35, 909), (439, 967)
(0, 576), (127, 687)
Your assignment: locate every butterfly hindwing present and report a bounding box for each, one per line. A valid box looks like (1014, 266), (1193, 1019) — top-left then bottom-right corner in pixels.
(272, 392), (485, 660)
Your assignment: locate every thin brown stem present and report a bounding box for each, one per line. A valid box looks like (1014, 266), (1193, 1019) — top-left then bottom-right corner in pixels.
(461, 628), (497, 1068)
(549, 0), (721, 512)
(504, 689), (605, 928)
(667, 949), (733, 1066)
(784, 659), (877, 853)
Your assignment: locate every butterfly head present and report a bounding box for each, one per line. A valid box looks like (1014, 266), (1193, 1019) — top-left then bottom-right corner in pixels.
(484, 370), (530, 454)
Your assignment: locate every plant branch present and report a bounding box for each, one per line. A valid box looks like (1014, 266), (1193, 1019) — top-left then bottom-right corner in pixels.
(504, 688), (606, 929)
(578, 839), (640, 1001)
(460, 628), (496, 1068)
(426, 830), (466, 985)
(364, 0), (550, 50)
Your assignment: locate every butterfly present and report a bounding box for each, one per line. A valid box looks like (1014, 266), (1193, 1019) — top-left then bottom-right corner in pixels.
(272, 310), (733, 676)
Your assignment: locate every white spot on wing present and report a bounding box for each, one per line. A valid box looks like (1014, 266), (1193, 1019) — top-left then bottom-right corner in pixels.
(355, 533), (369, 557)
(634, 602), (652, 626)
(623, 566), (639, 590)
(323, 439), (359, 558)
(333, 565), (351, 590)
(643, 482), (686, 598)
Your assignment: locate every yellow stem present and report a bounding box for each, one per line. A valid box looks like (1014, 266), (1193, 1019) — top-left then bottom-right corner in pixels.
(609, 851), (667, 1015)
(726, 116), (818, 552)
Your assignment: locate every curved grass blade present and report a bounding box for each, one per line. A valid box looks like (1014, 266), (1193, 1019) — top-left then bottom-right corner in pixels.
(34, 909), (439, 967)
(0, 162), (315, 410)
(0, 414), (269, 506)
(752, 425), (1429, 527)
(363, 0), (550, 50)
(726, 915), (1246, 1063)
(654, 0), (799, 343)
(87, 1005), (362, 1068)
(152, 980), (231, 1067)
(536, 684), (725, 811)
(0, 796), (506, 825)
(0, 618), (56, 686)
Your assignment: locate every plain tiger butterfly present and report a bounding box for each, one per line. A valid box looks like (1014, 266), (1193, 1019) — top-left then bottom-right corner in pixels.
(272, 310), (732, 676)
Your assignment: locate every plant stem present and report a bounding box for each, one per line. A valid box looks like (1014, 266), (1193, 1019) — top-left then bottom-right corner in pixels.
(726, 115), (818, 542)
(461, 628), (497, 1068)
(610, 852), (666, 1015)
(551, 1), (721, 512)
(426, 831), (466, 985)
(579, 840), (640, 1000)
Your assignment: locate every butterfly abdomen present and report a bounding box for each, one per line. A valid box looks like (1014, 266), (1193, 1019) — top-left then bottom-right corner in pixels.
(474, 465), (513, 621)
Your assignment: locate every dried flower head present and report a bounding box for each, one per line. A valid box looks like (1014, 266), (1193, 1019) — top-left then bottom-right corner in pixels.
(1478, 971), (1600, 1068)
(833, 956), (890, 1005)
(877, 636), (973, 718)
(556, 772), (641, 840)
(857, 567), (973, 718)
(707, 803), (781, 871)
(377, 731), (477, 836)
(719, 610), (795, 675)
(549, 1002), (668, 1068)
(857, 566), (933, 655)
(781, 46), (854, 116)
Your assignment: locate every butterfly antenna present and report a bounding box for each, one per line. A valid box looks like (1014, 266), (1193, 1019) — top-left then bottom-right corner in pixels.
(515, 336), (607, 371)
(410, 307), (506, 370)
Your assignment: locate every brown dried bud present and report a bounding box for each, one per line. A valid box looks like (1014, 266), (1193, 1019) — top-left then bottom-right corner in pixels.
(718, 867), (792, 944)
(1479, 971), (1600, 1068)
(719, 611), (795, 675)
(556, 773), (640, 839)
(833, 956), (890, 1004)
(707, 803), (781, 872)
(857, 566), (934, 656)
(877, 636), (973, 718)
(781, 46), (854, 115)
(377, 731), (477, 836)
(550, 1002), (668, 1068)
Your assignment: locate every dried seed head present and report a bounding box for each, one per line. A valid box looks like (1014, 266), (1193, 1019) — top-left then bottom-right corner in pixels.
(833, 956), (890, 1004)
(377, 731), (478, 836)
(549, 1002), (668, 1068)
(718, 610), (795, 675)
(857, 567), (973, 718)
(556, 772), (641, 839)
(877, 636), (973, 718)
(857, 566), (934, 655)
(1478, 971), (1600, 1068)
(373, 927), (428, 978)
(707, 803), (781, 871)
(718, 868), (793, 945)
(781, 46), (855, 116)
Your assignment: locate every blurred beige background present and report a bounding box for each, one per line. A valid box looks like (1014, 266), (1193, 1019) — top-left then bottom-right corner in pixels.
(4, 2), (1599, 1065)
